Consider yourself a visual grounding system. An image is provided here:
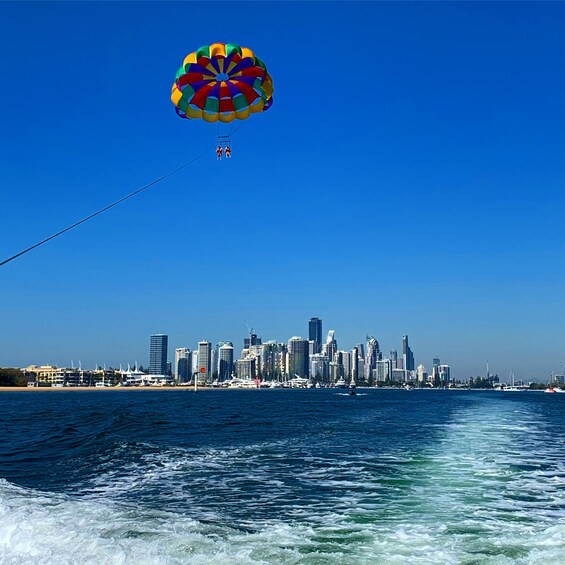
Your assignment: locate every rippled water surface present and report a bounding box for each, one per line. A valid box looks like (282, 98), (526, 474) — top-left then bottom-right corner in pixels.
(1, 389), (564, 564)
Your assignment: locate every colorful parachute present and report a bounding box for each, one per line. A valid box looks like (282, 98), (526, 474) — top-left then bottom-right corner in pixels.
(171, 42), (274, 123)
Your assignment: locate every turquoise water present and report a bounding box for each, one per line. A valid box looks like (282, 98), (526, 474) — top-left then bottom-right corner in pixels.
(0, 389), (564, 563)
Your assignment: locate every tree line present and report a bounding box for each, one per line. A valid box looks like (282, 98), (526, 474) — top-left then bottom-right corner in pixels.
(0, 368), (27, 387)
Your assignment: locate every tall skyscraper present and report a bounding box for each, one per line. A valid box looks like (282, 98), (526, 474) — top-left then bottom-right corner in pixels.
(149, 334), (168, 375)
(192, 350), (199, 377)
(364, 336), (381, 384)
(438, 364), (451, 385)
(323, 330), (337, 364)
(308, 317), (323, 354)
(237, 357), (256, 380)
(402, 335), (415, 372)
(376, 359), (392, 383)
(390, 349), (398, 369)
(340, 350), (351, 380)
(175, 347), (191, 382)
(197, 341), (212, 384)
(287, 336), (309, 378)
(351, 346), (359, 381)
(218, 343), (234, 380)
(417, 364), (427, 384)
(310, 353), (329, 382)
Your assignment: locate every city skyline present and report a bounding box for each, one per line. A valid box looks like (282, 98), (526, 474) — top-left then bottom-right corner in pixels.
(2, 3), (565, 381)
(1, 311), (563, 382)
(8, 316), (558, 384)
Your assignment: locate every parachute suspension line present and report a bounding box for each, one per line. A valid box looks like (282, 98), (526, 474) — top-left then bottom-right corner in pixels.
(0, 153), (206, 268)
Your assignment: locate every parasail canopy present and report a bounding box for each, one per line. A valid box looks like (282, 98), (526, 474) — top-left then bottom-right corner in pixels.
(171, 42), (274, 123)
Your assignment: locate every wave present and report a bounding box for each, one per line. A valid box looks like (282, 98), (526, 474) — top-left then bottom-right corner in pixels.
(2, 393), (565, 563)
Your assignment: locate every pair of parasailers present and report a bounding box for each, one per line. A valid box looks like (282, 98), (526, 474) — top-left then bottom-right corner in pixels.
(216, 145), (231, 159)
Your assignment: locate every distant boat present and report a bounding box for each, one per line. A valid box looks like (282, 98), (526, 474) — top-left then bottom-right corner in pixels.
(289, 376), (309, 388)
(226, 378), (257, 389)
(334, 378), (347, 389)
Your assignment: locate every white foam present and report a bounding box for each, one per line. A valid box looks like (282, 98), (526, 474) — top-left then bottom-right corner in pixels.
(2, 396), (565, 564)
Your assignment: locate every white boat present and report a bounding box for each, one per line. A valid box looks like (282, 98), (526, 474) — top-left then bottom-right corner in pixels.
(269, 381), (283, 389)
(227, 378), (257, 389)
(289, 376), (309, 388)
(334, 378), (347, 389)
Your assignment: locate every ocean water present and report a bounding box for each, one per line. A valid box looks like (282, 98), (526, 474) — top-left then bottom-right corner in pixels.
(0, 389), (564, 564)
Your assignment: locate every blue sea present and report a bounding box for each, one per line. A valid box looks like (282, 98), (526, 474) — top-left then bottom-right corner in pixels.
(0, 389), (564, 564)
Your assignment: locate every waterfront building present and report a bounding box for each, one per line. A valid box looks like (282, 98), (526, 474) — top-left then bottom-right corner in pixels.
(175, 348), (191, 383)
(237, 357), (256, 380)
(392, 368), (408, 383)
(364, 336), (381, 384)
(322, 330), (337, 365)
(310, 353), (329, 383)
(274, 343), (288, 379)
(390, 349), (398, 369)
(240, 345), (263, 378)
(211, 349), (217, 379)
(340, 350), (352, 380)
(438, 364), (451, 386)
(329, 361), (340, 383)
(92, 368), (119, 387)
(417, 364), (428, 384)
(287, 336), (309, 378)
(402, 335), (415, 372)
(261, 341), (283, 380)
(308, 317), (323, 354)
(197, 341), (212, 384)
(351, 346), (360, 381)
(25, 365), (59, 385)
(191, 351), (199, 378)
(376, 359), (392, 383)
(218, 343), (234, 381)
(149, 334), (168, 375)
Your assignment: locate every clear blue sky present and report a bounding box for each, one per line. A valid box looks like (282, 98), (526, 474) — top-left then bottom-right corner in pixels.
(1, 2), (564, 381)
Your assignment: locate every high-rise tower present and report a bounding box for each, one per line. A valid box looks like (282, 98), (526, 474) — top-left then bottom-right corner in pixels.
(175, 347), (191, 383)
(218, 343), (234, 380)
(308, 317), (323, 354)
(149, 334), (168, 375)
(364, 336), (381, 383)
(198, 341), (212, 384)
(323, 330), (337, 363)
(287, 336), (309, 378)
(402, 335), (415, 372)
